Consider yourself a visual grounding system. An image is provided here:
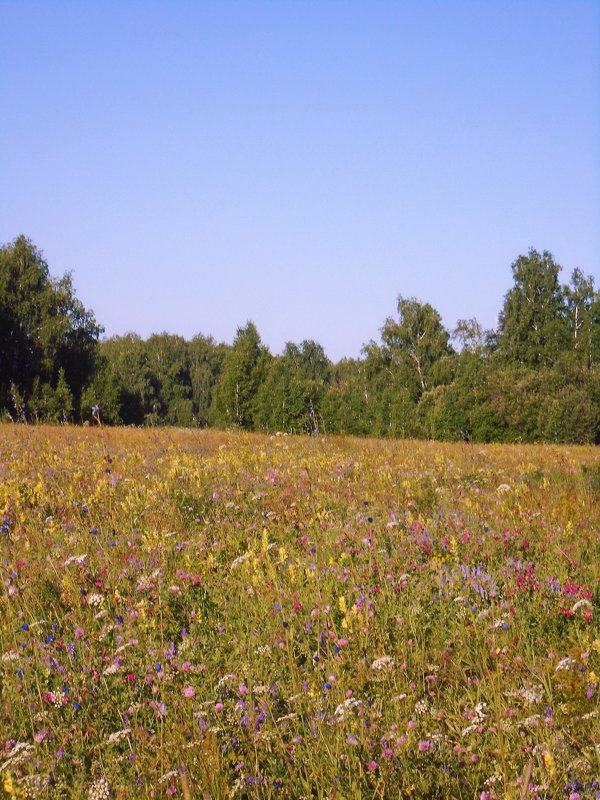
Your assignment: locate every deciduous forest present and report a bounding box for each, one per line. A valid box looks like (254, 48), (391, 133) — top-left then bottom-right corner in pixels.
(1, 235), (598, 443)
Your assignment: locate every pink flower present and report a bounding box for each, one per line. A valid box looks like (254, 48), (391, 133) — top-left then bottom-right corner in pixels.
(366, 760), (378, 772)
(418, 739), (431, 752)
(214, 702), (224, 712)
(182, 685), (195, 698)
(34, 728), (47, 743)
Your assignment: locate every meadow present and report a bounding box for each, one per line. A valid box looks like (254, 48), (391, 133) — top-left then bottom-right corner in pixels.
(0, 425), (598, 799)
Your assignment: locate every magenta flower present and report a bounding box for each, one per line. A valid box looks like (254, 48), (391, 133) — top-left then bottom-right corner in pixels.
(418, 739), (431, 752)
(182, 685), (195, 698)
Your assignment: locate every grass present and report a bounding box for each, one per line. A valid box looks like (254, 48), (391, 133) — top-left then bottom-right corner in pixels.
(0, 424), (598, 799)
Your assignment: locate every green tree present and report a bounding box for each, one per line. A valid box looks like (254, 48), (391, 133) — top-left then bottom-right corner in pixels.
(254, 340), (330, 434)
(498, 249), (569, 367)
(211, 322), (270, 428)
(380, 296), (452, 395)
(80, 355), (122, 424)
(145, 333), (193, 426)
(100, 334), (157, 424)
(321, 358), (375, 436)
(30, 368), (74, 423)
(0, 235), (102, 418)
(188, 335), (226, 427)
(563, 268), (600, 370)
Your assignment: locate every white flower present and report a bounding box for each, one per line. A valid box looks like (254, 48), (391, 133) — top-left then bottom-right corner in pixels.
(87, 776), (111, 800)
(230, 553), (250, 570)
(64, 553), (87, 566)
(414, 699), (428, 715)
(334, 697), (362, 720)
(571, 598), (592, 613)
(106, 728), (131, 744)
(555, 656), (576, 671)
(0, 742), (35, 773)
(158, 770), (179, 784)
(1, 650), (19, 662)
(276, 712), (298, 723)
(371, 655), (394, 671)
(87, 593), (104, 607)
(518, 683), (544, 704)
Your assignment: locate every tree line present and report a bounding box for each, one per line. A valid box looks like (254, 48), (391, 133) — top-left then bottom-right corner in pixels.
(1, 235), (599, 443)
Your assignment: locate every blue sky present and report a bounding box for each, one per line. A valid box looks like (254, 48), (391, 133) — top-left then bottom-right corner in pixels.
(1, 0), (598, 362)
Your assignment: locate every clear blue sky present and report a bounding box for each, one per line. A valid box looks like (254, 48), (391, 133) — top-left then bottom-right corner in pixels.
(1, 0), (598, 362)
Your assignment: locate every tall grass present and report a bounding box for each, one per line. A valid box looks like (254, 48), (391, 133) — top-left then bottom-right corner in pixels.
(0, 425), (598, 798)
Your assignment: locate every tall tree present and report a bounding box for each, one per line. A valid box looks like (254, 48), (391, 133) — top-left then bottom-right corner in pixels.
(497, 249), (569, 367)
(0, 235), (102, 417)
(563, 268), (600, 370)
(145, 333), (193, 426)
(188, 334), (225, 427)
(381, 296), (451, 394)
(211, 322), (270, 428)
(100, 334), (157, 424)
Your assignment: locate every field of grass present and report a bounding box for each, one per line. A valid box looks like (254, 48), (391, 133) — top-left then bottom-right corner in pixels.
(0, 424), (598, 799)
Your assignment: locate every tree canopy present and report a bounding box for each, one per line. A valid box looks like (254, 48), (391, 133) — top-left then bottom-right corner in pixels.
(1, 237), (598, 443)
(0, 236), (102, 421)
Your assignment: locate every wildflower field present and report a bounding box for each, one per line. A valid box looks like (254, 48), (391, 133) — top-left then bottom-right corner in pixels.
(0, 425), (598, 799)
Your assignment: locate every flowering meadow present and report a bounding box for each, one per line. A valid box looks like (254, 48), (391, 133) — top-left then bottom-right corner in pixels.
(0, 425), (599, 799)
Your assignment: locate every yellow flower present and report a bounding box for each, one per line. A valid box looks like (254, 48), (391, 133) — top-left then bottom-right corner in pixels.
(543, 751), (556, 777)
(3, 771), (16, 797)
